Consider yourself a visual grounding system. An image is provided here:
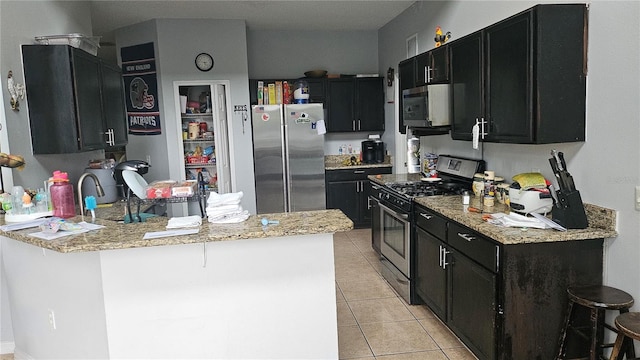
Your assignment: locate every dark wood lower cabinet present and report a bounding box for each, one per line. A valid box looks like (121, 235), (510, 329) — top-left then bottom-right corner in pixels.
(325, 167), (391, 228)
(448, 249), (497, 360)
(413, 204), (603, 360)
(414, 227), (447, 319)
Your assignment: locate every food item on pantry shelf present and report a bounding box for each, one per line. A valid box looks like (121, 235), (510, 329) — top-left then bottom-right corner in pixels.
(257, 81), (264, 105)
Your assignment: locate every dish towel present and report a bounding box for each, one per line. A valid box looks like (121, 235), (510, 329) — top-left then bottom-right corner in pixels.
(206, 191), (250, 223)
(167, 215), (202, 229)
(206, 204), (242, 218)
(208, 210), (250, 224)
(207, 191), (243, 206)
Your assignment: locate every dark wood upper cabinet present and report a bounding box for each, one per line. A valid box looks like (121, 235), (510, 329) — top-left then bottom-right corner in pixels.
(450, 31), (484, 140)
(398, 58), (416, 134)
(449, 4), (587, 144)
(415, 45), (449, 86)
(326, 77), (384, 133)
(22, 45), (128, 154)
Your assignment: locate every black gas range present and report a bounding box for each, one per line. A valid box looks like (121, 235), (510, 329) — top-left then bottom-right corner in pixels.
(370, 155), (485, 304)
(371, 155), (485, 212)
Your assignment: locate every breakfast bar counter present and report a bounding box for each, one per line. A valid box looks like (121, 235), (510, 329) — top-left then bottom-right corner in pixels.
(1, 210), (353, 359)
(0, 209), (353, 253)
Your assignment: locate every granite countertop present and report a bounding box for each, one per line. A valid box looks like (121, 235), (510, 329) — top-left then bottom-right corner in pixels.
(325, 155), (393, 170)
(369, 173), (618, 245)
(0, 209), (354, 253)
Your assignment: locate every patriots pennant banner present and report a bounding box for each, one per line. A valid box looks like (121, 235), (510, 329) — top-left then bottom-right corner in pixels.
(121, 42), (161, 135)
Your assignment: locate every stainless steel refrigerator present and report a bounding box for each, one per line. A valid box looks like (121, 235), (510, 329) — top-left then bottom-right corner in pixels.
(252, 104), (326, 214)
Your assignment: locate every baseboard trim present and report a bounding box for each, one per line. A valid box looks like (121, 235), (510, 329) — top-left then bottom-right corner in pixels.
(0, 340), (15, 355)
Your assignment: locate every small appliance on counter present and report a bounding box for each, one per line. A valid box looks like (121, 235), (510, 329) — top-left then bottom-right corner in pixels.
(82, 168), (118, 204)
(508, 172), (553, 214)
(114, 160), (150, 198)
(361, 139), (385, 164)
(509, 185), (553, 214)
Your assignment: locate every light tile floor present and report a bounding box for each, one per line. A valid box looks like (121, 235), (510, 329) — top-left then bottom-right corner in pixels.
(335, 228), (478, 360)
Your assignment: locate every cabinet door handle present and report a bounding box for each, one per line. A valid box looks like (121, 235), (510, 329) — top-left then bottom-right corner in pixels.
(438, 245), (443, 268)
(352, 120), (356, 131)
(105, 128), (115, 146)
(442, 248), (451, 269)
(358, 120), (361, 131)
(420, 213), (432, 220)
(354, 170), (365, 174)
(426, 65), (433, 83)
(457, 232), (476, 242)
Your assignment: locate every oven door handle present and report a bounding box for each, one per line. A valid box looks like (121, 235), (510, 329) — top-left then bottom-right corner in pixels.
(379, 202), (409, 221)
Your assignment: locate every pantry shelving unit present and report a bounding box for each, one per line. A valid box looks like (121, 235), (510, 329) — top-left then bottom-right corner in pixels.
(181, 112), (219, 193)
(172, 81), (232, 217)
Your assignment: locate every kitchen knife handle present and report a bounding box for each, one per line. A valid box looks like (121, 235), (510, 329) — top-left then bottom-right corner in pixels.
(558, 152), (567, 170)
(551, 149), (563, 171)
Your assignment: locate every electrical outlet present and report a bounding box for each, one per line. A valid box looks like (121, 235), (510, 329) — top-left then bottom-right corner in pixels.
(146, 155), (151, 165)
(48, 309), (56, 330)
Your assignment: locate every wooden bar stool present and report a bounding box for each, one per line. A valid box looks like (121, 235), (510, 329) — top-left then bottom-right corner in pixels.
(557, 285), (635, 360)
(609, 312), (639, 360)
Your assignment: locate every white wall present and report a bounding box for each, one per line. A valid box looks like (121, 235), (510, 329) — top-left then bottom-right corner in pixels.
(379, 0), (640, 306)
(2, 238), (109, 359)
(115, 19), (256, 213)
(0, 0), (109, 350)
(0, 1), (107, 192)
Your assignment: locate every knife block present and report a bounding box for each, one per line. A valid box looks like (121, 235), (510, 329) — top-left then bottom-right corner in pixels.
(552, 190), (588, 229)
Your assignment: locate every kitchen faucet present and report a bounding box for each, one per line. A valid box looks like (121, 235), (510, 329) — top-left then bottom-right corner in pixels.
(77, 173), (105, 221)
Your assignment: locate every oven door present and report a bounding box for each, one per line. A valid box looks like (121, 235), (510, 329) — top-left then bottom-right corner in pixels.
(369, 195), (382, 255)
(379, 202), (411, 278)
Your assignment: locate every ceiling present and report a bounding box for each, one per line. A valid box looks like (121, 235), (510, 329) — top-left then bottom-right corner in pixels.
(90, 0), (416, 44)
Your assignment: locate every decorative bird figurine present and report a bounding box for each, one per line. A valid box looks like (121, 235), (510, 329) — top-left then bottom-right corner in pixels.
(7, 70), (24, 111)
(434, 26), (451, 48)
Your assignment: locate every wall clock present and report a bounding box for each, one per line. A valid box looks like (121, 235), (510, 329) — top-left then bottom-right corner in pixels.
(195, 52), (214, 72)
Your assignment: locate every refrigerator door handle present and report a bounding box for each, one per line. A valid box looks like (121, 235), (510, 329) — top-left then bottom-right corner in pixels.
(282, 112), (291, 212)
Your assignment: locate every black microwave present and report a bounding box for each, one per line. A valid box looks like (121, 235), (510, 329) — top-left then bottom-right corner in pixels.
(402, 84), (451, 128)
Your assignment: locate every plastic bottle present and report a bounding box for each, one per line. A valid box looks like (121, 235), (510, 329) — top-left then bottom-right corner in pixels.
(293, 80), (309, 104)
(49, 171), (76, 218)
(35, 188), (49, 212)
(22, 192), (33, 214)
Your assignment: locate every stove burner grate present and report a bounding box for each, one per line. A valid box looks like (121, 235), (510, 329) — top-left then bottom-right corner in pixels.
(385, 180), (471, 198)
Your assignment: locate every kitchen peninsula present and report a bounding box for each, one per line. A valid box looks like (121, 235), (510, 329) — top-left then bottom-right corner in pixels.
(1, 210), (353, 359)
